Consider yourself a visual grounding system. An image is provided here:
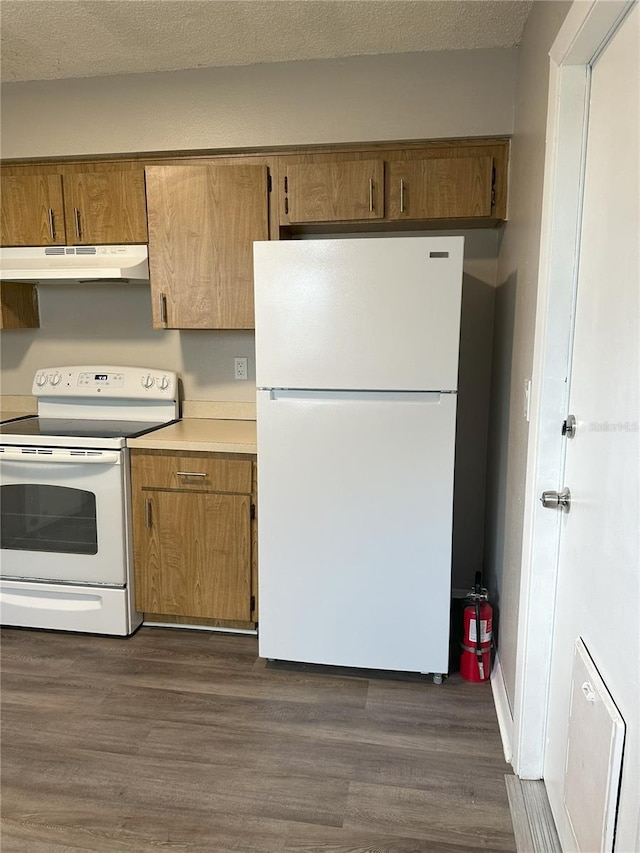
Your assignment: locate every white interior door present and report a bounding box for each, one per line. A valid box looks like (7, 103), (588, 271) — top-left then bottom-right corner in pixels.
(543, 5), (639, 851)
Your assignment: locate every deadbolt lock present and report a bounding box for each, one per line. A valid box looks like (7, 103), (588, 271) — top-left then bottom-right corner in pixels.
(562, 414), (577, 438)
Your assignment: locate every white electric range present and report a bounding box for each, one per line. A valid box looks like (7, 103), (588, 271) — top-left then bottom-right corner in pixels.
(0, 366), (178, 635)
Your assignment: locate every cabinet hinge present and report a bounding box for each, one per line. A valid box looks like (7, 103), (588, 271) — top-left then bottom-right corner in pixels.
(267, 174), (272, 192)
(250, 595), (256, 612)
(250, 503), (256, 520)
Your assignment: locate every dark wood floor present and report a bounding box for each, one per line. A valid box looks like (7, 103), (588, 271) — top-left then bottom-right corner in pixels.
(1, 626), (516, 852)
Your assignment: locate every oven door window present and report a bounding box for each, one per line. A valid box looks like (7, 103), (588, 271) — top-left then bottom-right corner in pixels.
(1, 484), (98, 555)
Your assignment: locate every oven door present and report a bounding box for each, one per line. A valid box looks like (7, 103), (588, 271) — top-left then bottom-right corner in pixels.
(0, 447), (127, 585)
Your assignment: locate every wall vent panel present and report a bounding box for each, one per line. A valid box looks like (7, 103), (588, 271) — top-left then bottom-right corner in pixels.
(563, 638), (625, 852)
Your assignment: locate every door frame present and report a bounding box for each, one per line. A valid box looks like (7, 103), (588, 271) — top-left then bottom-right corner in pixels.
(511, 0), (636, 778)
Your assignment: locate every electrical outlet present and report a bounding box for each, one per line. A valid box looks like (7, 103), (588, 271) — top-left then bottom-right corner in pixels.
(234, 357), (248, 380)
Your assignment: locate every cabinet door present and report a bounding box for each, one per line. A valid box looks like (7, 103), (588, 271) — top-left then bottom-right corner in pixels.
(146, 164), (269, 330)
(282, 160), (384, 224)
(0, 282), (40, 329)
(133, 490), (252, 621)
(1, 174), (66, 246)
(388, 155), (493, 220)
(62, 170), (148, 245)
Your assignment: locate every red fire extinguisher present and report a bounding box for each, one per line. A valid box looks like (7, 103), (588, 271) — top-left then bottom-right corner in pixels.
(460, 572), (493, 682)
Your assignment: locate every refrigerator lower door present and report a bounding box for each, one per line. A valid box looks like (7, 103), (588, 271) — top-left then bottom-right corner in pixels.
(257, 389), (457, 673)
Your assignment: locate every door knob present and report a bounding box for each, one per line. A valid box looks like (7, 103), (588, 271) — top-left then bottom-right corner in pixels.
(540, 487), (571, 512)
(562, 414), (577, 438)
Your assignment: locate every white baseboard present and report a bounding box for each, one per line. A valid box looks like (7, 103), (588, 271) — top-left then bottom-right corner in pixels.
(491, 651), (514, 764)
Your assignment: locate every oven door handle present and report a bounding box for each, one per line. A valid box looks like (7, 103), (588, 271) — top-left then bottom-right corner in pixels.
(0, 449), (121, 464)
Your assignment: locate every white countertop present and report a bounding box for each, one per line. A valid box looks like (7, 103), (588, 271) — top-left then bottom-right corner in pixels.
(0, 411), (35, 423)
(0, 396), (37, 423)
(127, 418), (257, 454)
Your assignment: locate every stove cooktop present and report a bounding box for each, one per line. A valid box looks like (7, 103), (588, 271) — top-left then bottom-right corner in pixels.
(0, 416), (177, 449)
(0, 416), (173, 440)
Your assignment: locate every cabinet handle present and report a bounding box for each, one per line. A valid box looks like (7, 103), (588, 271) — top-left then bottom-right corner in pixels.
(144, 497), (152, 528)
(159, 292), (168, 326)
(399, 179), (405, 214)
(73, 207), (82, 240)
(369, 178), (374, 213)
(47, 209), (55, 241)
(176, 471), (208, 477)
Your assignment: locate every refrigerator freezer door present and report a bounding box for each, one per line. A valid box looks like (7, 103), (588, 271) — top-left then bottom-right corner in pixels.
(254, 236), (464, 392)
(256, 388), (456, 673)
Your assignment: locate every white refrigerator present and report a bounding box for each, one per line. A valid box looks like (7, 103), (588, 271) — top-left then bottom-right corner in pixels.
(254, 236), (464, 678)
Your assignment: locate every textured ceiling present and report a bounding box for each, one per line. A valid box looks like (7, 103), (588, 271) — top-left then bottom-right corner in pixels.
(1, 0), (533, 83)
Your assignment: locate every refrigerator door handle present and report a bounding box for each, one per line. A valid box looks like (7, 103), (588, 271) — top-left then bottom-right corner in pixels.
(264, 389), (452, 404)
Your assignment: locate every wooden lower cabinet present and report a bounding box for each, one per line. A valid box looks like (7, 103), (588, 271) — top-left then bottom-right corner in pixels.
(130, 450), (257, 626)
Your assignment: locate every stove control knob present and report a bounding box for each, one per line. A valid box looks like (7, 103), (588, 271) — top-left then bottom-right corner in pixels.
(35, 372), (48, 387)
(50, 372), (62, 386)
(142, 374), (154, 389)
(157, 375), (170, 391)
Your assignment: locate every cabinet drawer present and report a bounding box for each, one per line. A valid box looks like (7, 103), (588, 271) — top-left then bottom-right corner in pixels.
(131, 453), (252, 493)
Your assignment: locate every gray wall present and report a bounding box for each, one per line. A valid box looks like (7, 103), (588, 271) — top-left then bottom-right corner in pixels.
(1, 49), (516, 158)
(486, 0), (572, 709)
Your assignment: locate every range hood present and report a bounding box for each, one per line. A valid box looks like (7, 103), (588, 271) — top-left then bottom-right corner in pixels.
(0, 245), (149, 282)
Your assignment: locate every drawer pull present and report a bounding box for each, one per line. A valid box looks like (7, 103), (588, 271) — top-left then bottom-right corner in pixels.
(176, 471), (208, 477)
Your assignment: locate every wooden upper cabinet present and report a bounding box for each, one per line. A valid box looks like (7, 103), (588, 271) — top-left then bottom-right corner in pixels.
(281, 160), (384, 224)
(388, 155), (494, 220)
(1, 174), (66, 246)
(63, 170), (148, 245)
(1, 168), (147, 247)
(145, 164), (269, 330)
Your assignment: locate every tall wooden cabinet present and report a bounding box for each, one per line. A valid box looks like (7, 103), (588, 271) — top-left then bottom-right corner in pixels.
(145, 164), (269, 329)
(130, 450), (257, 626)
